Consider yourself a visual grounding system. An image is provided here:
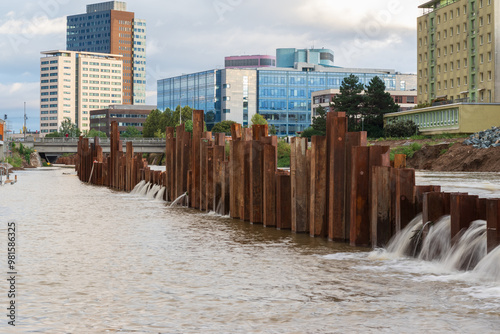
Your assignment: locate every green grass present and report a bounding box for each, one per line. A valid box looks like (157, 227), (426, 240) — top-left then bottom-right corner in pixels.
(389, 143), (423, 161)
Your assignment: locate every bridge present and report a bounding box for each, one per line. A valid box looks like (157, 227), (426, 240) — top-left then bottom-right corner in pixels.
(26, 137), (166, 162)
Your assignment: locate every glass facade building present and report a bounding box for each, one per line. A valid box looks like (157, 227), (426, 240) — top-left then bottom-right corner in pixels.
(157, 70), (221, 128)
(158, 67), (400, 135)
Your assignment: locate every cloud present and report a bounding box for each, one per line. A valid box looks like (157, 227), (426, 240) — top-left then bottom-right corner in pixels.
(0, 82), (40, 131)
(0, 16), (66, 36)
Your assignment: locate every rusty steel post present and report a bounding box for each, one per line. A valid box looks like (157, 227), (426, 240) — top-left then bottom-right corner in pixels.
(371, 166), (394, 248)
(395, 168), (416, 232)
(191, 110), (204, 209)
(450, 193), (479, 241)
(250, 140), (264, 224)
(263, 144), (277, 227)
(350, 146), (370, 247)
(222, 161), (231, 216)
(309, 136), (327, 237)
(166, 127), (176, 201)
(242, 140), (252, 221)
(213, 145), (225, 214)
(291, 137), (309, 233)
(276, 171), (292, 230)
(486, 199), (500, 253)
(415, 185), (442, 215)
(422, 192), (451, 224)
(206, 146), (214, 212)
(326, 112), (347, 241)
(230, 139), (242, 219)
(393, 154), (407, 169)
(345, 132), (367, 241)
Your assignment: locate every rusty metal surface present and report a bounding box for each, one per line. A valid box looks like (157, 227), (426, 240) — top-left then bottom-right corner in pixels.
(486, 199), (500, 253)
(310, 136), (328, 238)
(291, 137), (309, 233)
(371, 166), (393, 248)
(450, 193), (479, 241)
(263, 145), (277, 227)
(350, 146), (370, 247)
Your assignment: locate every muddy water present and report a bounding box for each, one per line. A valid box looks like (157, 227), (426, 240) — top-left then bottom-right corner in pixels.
(0, 168), (499, 333)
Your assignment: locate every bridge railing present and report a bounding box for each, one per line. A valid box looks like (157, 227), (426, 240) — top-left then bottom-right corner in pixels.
(35, 137), (166, 145)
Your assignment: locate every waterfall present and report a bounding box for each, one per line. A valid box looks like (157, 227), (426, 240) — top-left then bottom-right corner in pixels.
(473, 245), (500, 282)
(215, 199), (223, 215)
(386, 214), (423, 257)
(146, 184), (161, 199)
(170, 193), (188, 207)
(130, 180), (146, 194)
(139, 182), (151, 196)
(419, 216), (451, 261)
(441, 220), (487, 271)
(155, 187), (166, 201)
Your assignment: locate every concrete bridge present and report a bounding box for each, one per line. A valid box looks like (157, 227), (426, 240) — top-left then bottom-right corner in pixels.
(26, 137), (166, 162)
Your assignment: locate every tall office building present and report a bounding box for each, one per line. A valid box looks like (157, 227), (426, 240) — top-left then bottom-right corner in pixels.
(158, 50), (415, 134)
(67, 1), (146, 105)
(417, 0), (498, 104)
(40, 50), (123, 134)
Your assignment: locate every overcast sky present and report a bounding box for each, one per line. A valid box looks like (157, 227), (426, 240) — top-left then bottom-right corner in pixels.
(0, 0), (423, 132)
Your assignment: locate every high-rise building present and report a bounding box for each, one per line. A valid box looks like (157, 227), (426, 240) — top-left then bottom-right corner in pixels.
(158, 50), (416, 134)
(417, 0), (498, 104)
(66, 1), (146, 105)
(40, 50), (123, 134)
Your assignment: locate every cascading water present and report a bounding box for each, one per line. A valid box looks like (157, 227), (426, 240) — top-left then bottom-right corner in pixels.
(441, 220), (487, 271)
(155, 187), (166, 201)
(139, 182), (151, 196)
(385, 214), (423, 257)
(146, 184), (161, 199)
(419, 215), (451, 261)
(473, 245), (500, 282)
(215, 199), (223, 215)
(130, 180), (146, 194)
(170, 193), (188, 207)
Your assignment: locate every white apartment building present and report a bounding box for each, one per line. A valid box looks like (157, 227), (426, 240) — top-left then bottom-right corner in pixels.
(40, 50), (123, 135)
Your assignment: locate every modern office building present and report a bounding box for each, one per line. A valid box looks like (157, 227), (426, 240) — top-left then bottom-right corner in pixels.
(225, 55), (276, 68)
(417, 0), (498, 104)
(158, 48), (416, 135)
(276, 48), (335, 68)
(66, 1), (146, 105)
(90, 104), (156, 135)
(40, 50), (123, 135)
(311, 89), (418, 119)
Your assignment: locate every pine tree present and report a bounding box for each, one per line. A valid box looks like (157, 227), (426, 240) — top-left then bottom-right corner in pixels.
(332, 74), (364, 132)
(311, 105), (327, 135)
(363, 76), (399, 138)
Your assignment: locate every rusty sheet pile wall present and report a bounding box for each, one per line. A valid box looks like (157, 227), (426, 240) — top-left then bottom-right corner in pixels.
(76, 115), (500, 251)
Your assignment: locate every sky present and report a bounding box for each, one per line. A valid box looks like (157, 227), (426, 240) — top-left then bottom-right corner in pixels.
(0, 0), (423, 132)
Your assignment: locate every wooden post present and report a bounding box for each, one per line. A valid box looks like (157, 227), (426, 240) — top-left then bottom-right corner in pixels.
(371, 166), (393, 248)
(276, 171), (292, 230)
(395, 169), (416, 231)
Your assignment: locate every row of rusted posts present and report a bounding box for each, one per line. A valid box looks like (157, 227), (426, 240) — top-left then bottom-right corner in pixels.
(76, 115), (500, 254)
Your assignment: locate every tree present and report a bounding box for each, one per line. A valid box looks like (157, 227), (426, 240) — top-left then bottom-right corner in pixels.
(142, 108), (162, 137)
(362, 76), (399, 138)
(269, 124), (277, 135)
(251, 113), (268, 125)
(59, 119), (81, 137)
(384, 119), (419, 138)
(300, 127), (325, 139)
(311, 105), (327, 135)
(86, 129), (107, 138)
(121, 126), (141, 138)
(212, 120), (236, 135)
(332, 74), (364, 132)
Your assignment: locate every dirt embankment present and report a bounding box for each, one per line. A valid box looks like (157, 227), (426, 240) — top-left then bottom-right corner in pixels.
(372, 138), (500, 172)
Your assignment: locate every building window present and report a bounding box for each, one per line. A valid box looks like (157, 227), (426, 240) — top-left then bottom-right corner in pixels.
(223, 109), (230, 114)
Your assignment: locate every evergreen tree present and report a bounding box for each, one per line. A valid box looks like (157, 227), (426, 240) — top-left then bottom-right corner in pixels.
(311, 105), (327, 135)
(120, 126), (141, 138)
(251, 113), (268, 125)
(363, 76), (399, 138)
(332, 74), (364, 132)
(142, 109), (162, 137)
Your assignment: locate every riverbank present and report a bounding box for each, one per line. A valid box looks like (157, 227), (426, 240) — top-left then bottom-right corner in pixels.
(371, 137), (500, 172)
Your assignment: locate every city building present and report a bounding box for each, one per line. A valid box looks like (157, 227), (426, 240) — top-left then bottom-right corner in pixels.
(276, 48), (335, 68)
(0, 119), (4, 161)
(311, 89), (418, 119)
(417, 0), (498, 104)
(157, 49), (417, 135)
(90, 104), (156, 135)
(40, 50), (123, 135)
(384, 102), (500, 135)
(225, 55), (276, 68)
(67, 1), (146, 105)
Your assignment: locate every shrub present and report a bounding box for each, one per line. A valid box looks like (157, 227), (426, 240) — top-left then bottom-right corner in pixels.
(384, 120), (419, 138)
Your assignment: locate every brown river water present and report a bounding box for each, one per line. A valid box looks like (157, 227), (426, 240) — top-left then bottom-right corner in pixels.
(0, 168), (499, 333)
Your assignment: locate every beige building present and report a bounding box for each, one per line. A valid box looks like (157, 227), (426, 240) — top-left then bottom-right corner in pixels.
(417, 0), (499, 104)
(220, 68), (258, 126)
(40, 50), (123, 135)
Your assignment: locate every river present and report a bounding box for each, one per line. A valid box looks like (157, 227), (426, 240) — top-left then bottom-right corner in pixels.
(0, 168), (499, 333)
